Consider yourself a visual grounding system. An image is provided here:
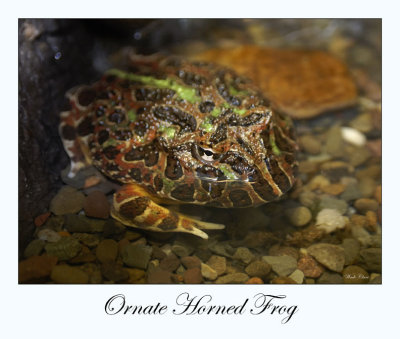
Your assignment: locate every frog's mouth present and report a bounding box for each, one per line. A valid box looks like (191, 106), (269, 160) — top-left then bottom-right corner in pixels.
(191, 144), (222, 165)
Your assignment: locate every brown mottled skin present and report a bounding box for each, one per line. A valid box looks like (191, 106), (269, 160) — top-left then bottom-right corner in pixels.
(59, 55), (297, 238)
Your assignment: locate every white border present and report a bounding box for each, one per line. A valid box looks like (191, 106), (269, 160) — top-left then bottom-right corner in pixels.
(3, 1), (399, 337)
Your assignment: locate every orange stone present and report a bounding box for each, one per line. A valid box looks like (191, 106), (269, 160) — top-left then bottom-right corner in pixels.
(245, 277), (264, 284)
(19, 255), (58, 283)
(34, 212), (51, 227)
(198, 45), (357, 119)
(374, 185), (382, 204)
(321, 183), (345, 195)
(84, 175), (102, 189)
(271, 276), (297, 284)
(58, 231), (71, 237)
(297, 255), (324, 278)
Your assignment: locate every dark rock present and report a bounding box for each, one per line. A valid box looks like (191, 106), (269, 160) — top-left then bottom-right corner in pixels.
(50, 186), (85, 215)
(159, 253), (181, 272)
(51, 264), (89, 284)
(183, 268), (203, 284)
(23, 239), (45, 258)
(360, 248), (381, 272)
(242, 231), (276, 248)
(172, 242), (194, 257)
(64, 214), (105, 233)
(151, 246), (167, 260)
(369, 275), (382, 284)
(72, 233), (100, 248)
(84, 190), (110, 219)
(215, 273), (249, 284)
(96, 239), (118, 263)
(194, 248), (212, 262)
(19, 255), (58, 283)
(126, 268), (146, 283)
(209, 241), (234, 257)
(232, 247), (254, 264)
(44, 237), (82, 261)
(206, 255), (226, 276)
(121, 243), (152, 269)
(245, 260), (271, 278)
(268, 245), (299, 260)
(43, 215), (64, 232)
(68, 246), (96, 264)
(101, 262), (129, 282)
(181, 256), (201, 269)
(80, 262), (103, 284)
(342, 265), (369, 284)
(341, 238), (360, 265)
(354, 198), (379, 214)
(147, 268), (173, 284)
(102, 219), (126, 239)
(317, 272), (344, 284)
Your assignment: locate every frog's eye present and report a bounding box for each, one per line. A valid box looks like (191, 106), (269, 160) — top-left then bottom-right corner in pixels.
(192, 144), (221, 164)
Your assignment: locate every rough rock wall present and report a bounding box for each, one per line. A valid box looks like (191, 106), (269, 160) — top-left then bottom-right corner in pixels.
(18, 19), (99, 254)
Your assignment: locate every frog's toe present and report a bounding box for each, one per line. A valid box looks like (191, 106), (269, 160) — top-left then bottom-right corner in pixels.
(111, 187), (225, 239)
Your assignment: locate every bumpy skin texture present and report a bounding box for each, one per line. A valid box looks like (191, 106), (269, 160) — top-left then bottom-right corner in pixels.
(60, 55), (297, 238)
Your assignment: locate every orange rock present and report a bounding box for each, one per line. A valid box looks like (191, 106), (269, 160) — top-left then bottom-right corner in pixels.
(271, 276), (297, 284)
(297, 255), (324, 278)
(352, 69), (381, 102)
(19, 255), (58, 283)
(34, 212), (51, 227)
(321, 183), (345, 195)
(366, 211), (378, 229)
(245, 277), (264, 284)
(58, 231), (71, 237)
(367, 139), (382, 158)
(197, 46), (357, 119)
(375, 185), (382, 204)
(84, 175), (102, 189)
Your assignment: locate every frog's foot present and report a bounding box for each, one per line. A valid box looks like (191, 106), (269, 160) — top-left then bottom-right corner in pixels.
(111, 184), (225, 239)
(59, 110), (91, 178)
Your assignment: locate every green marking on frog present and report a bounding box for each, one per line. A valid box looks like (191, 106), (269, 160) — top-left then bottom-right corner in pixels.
(162, 178), (175, 193)
(211, 106), (221, 117)
(220, 102), (247, 116)
(233, 108), (248, 115)
(229, 85), (249, 97)
(219, 164), (238, 180)
(158, 125), (176, 139)
(269, 133), (281, 156)
(127, 109), (136, 122)
(199, 117), (216, 133)
(107, 69), (201, 103)
(102, 138), (119, 148)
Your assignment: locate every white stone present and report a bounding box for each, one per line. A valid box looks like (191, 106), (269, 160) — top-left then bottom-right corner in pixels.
(201, 263), (218, 281)
(315, 208), (348, 233)
(289, 269), (305, 284)
(37, 228), (61, 243)
(341, 126), (367, 147)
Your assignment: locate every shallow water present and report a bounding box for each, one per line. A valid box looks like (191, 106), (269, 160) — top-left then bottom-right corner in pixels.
(19, 19), (381, 284)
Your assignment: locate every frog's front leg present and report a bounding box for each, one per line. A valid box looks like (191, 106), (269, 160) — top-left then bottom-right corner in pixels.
(111, 184), (225, 239)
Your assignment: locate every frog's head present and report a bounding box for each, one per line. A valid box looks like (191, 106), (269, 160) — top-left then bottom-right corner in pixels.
(159, 107), (297, 207)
